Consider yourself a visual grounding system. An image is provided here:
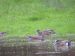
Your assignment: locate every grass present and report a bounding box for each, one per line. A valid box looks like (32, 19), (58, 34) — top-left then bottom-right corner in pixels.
(0, 0), (75, 37)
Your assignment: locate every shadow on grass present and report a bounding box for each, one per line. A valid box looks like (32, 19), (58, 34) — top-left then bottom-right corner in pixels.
(27, 16), (44, 21)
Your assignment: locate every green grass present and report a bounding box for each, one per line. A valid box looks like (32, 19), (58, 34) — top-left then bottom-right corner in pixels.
(0, 0), (75, 37)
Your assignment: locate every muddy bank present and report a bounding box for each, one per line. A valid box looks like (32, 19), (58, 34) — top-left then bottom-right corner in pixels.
(0, 42), (75, 56)
(0, 44), (48, 56)
(0, 42), (55, 56)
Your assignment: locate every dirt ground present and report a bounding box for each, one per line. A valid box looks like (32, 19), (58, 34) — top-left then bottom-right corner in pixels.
(0, 44), (75, 56)
(0, 41), (75, 56)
